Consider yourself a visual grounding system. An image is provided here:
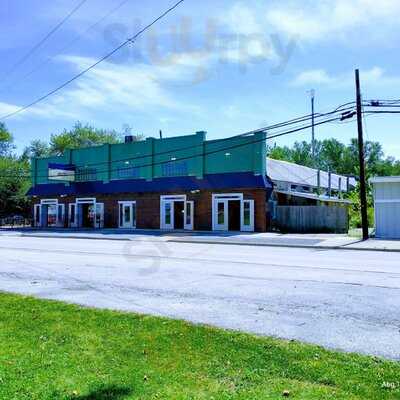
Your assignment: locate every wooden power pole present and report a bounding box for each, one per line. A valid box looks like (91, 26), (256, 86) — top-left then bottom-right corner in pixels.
(355, 69), (369, 240)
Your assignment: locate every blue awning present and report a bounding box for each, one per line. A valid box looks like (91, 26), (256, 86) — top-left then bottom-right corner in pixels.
(27, 172), (273, 197)
(48, 163), (76, 171)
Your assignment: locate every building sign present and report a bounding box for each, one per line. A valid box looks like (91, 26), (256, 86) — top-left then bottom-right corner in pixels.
(48, 163), (76, 182)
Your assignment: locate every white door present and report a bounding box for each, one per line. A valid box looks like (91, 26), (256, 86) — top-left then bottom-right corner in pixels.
(241, 200), (254, 232)
(95, 203), (104, 229)
(213, 199), (228, 231)
(184, 201), (194, 230)
(161, 200), (174, 230)
(119, 202), (136, 228)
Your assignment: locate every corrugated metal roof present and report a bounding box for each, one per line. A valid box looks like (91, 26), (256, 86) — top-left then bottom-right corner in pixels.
(267, 158), (356, 191)
(275, 190), (352, 204)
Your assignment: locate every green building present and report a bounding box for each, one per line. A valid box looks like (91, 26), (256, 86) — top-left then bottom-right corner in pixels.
(28, 131), (273, 232)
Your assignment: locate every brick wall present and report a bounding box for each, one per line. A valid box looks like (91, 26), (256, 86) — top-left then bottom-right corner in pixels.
(32, 188), (268, 232)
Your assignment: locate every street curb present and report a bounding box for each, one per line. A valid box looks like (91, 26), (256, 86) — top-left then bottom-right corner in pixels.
(167, 239), (400, 253)
(1, 231), (399, 253)
(19, 233), (132, 241)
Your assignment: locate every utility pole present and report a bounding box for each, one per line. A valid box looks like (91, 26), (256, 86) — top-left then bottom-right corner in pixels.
(355, 69), (369, 241)
(310, 89), (316, 164)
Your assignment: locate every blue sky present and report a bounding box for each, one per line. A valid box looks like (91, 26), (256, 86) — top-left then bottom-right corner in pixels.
(1, 0), (400, 157)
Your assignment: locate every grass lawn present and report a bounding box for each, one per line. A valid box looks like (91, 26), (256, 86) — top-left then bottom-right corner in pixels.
(0, 293), (399, 400)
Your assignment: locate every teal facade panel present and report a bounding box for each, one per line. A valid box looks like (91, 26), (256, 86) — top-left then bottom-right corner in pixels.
(31, 131), (267, 187)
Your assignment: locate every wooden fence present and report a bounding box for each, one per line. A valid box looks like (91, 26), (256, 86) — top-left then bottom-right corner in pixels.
(275, 206), (349, 233)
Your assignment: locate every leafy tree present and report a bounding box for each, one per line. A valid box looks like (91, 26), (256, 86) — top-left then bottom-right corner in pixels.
(21, 139), (51, 160)
(318, 139), (346, 173)
(0, 125), (30, 217)
(0, 122), (14, 157)
(267, 144), (292, 161)
(49, 122), (122, 155)
(290, 141), (314, 167)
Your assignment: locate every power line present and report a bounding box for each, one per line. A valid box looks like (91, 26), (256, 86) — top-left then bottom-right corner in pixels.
(0, 0), (132, 94)
(29, 105), (355, 176)
(0, 0), (185, 121)
(364, 110), (400, 114)
(1, 0), (89, 83)
(2, 114), (347, 179)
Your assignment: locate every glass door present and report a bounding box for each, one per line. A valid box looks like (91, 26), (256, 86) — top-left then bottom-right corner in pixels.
(214, 199), (228, 231)
(241, 200), (254, 232)
(47, 204), (58, 227)
(184, 201), (194, 230)
(56, 204), (65, 227)
(161, 200), (174, 230)
(119, 202), (136, 229)
(69, 204), (77, 228)
(95, 203), (104, 229)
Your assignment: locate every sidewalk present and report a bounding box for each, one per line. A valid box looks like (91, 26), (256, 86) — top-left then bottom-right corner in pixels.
(168, 232), (400, 252)
(1, 228), (399, 252)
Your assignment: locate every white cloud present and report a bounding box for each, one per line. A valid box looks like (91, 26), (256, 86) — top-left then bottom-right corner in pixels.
(0, 99), (77, 120)
(265, 0), (400, 42)
(292, 69), (335, 86)
(219, 0), (400, 46)
(291, 67), (400, 87)
(0, 51), (212, 121)
(217, 3), (278, 64)
(0, 102), (20, 117)
(224, 3), (263, 36)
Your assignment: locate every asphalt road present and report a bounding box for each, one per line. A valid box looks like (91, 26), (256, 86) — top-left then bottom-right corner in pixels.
(0, 235), (399, 360)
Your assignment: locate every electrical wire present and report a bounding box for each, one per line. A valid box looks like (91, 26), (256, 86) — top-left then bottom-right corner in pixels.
(0, 0), (89, 83)
(28, 105), (355, 176)
(0, 0), (185, 121)
(0, 0), (132, 94)
(1, 114), (346, 179)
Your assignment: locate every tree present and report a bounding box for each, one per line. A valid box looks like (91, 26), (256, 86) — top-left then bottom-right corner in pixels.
(21, 139), (50, 160)
(319, 139), (346, 173)
(0, 124), (31, 218)
(0, 157), (30, 217)
(0, 122), (14, 157)
(49, 122), (122, 155)
(290, 141), (314, 167)
(267, 144), (292, 161)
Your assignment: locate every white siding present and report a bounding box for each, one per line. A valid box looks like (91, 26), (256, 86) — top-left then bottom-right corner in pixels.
(373, 181), (400, 239)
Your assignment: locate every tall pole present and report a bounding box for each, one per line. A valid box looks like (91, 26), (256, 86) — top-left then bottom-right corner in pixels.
(355, 69), (369, 241)
(310, 89), (315, 164)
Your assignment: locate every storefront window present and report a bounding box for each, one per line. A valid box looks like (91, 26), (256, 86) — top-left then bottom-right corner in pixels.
(243, 202), (251, 226)
(165, 203), (171, 225)
(124, 205), (130, 223)
(217, 202), (225, 225)
(119, 204), (123, 227)
(186, 202), (192, 225)
(35, 206), (40, 224)
(70, 204), (75, 224)
(47, 205), (57, 227)
(132, 203), (137, 228)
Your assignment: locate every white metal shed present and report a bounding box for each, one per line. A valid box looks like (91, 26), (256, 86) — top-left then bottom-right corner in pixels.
(370, 176), (400, 239)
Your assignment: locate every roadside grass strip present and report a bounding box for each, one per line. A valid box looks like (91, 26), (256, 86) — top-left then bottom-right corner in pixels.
(0, 292), (399, 399)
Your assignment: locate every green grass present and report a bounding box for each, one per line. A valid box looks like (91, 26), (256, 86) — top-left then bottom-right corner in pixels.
(0, 293), (399, 400)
